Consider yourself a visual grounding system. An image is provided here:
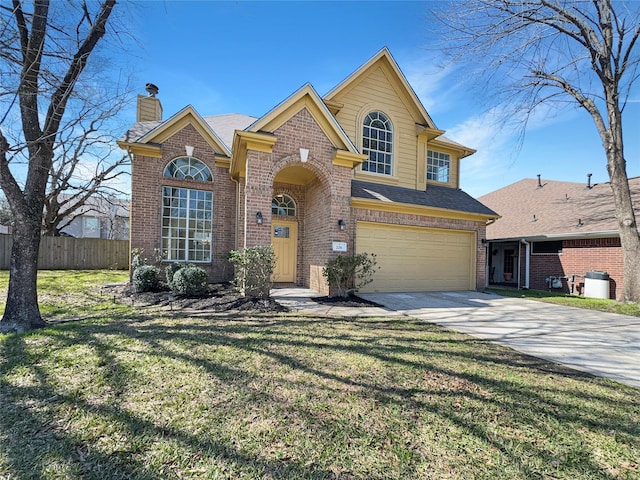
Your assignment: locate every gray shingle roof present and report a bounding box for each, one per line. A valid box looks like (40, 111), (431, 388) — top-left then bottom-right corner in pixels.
(119, 114), (257, 150)
(118, 121), (161, 143)
(478, 177), (640, 240)
(203, 114), (257, 149)
(351, 180), (498, 216)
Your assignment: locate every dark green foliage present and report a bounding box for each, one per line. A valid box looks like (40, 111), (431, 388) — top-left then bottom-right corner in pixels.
(165, 262), (196, 284)
(132, 265), (161, 293)
(322, 253), (378, 298)
(170, 266), (208, 296)
(228, 245), (276, 298)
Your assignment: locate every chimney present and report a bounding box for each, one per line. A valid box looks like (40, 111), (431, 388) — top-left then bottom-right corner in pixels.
(586, 173), (593, 189)
(537, 174), (543, 188)
(136, 83), (162, 122)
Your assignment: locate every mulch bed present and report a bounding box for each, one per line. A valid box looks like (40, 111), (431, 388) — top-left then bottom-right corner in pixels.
(103, 282), (382, 314)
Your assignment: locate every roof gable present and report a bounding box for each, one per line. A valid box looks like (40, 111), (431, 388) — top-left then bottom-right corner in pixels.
(138, 105), (232, 157)
(248, 84), (359, 154)
(479, 177), (640, 240)
(323, 47), (436, 129)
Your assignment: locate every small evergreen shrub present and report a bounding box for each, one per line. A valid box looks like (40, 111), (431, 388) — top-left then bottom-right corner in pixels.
(132, 265), (161, 293)
(170, 266), (208, 296)
(229, 245), (276, 298)
(165, 262), (195, 284)
(322, 252), (378, 298)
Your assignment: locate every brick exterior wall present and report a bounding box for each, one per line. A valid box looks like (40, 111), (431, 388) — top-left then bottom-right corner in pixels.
(130, 124), (236, 282)
(241, 108), (352, 294)
(526, 237), (622, 299)
(131, 108), (489, 293)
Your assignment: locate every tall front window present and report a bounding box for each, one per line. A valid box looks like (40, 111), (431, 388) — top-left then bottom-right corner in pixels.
(162, 187), (213, 262)
(362, 111), (393, 175)
(427, 150), (450, 183)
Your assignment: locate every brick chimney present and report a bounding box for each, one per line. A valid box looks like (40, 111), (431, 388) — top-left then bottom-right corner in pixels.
(136, 83), (162, 122)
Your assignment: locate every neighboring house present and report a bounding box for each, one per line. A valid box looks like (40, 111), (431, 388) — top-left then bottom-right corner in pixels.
(479, 176), (640, 299)
(59, 196), (130, 240)
(118, 48), (498, 294)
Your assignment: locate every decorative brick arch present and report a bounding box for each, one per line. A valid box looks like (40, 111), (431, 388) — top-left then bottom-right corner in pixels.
(270, 154), (336, 198)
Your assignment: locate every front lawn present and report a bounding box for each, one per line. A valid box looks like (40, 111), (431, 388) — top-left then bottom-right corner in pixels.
(0, 272), (638, 479)
(489, 287), (640, 317)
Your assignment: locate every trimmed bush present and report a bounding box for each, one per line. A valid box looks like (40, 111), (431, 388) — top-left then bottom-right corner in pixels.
(228, 245), (276, 298)
(170, 266), (208, 296)
(165, 262), (196, 284)
(322, 253), (378, 298)
(132, 265), (161, 293)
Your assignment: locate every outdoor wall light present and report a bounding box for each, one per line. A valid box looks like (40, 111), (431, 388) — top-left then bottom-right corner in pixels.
(256, 211), (263, 225)
(338, 219), (346, 231)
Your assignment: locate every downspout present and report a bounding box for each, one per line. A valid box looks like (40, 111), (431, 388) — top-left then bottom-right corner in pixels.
(520, 239), (530, 289)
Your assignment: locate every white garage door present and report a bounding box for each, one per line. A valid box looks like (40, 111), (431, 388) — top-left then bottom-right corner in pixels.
(356, 221), (475, 292)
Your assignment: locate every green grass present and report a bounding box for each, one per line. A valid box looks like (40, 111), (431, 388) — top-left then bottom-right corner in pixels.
(489, 287), (640, 317)
(0, 272), (638, 479)
(0, 270), (130, 318)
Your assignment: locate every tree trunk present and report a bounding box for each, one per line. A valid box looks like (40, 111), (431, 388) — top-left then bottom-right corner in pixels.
(0, 220), (47, 333)
(608, 154), (640, 302)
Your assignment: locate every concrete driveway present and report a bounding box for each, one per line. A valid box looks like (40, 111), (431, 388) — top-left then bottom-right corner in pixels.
(359, 291), (640, 390)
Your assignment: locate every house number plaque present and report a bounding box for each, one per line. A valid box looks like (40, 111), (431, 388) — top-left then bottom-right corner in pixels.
(332, 241), (347, 252)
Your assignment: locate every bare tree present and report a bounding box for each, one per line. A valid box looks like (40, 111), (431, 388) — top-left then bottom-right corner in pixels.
(434, 0), (640, 301)
(43, 102), (131, 237)
(0, 0), (119, 333)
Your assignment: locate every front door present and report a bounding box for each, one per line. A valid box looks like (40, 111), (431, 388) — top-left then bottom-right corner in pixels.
(271, 220), (297, 283)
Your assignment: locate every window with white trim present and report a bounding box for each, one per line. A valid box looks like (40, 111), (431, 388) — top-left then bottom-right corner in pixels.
(161, 187), (213, 262)
(362, 111), (393, 175)
(164, 157), (212, 181)
(272, 194), (296, 216)
(427, 150), (450, 183)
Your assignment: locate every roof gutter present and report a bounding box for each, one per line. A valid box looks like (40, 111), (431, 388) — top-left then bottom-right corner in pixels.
(487, 229), (625, 242)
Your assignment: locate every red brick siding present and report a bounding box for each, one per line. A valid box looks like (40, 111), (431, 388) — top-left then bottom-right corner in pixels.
(526, 237), (622, 299)
(131, 109), (489, 293)
(130, 124), (236, 282)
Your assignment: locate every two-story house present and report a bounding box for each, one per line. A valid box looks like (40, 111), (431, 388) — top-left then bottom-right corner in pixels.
(118, 48), (498, 294)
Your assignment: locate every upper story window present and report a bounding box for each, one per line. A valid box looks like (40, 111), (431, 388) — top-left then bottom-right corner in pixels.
(272, 194), (297, 216)
(427, 150), (450, 183)
(362, 111), (393, 175)
(164, 157), (212, 182)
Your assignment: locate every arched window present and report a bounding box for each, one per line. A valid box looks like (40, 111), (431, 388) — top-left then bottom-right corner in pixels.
(362, 111), (393, 175)
(164, 157), (212, 182)
(272, 194), (296, 216)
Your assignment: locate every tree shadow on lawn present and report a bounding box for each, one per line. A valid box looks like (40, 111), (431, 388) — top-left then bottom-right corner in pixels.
(1, 312), (638, 479)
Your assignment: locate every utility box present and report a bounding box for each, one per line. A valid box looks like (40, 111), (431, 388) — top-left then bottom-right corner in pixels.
(584, 271), (610, 299)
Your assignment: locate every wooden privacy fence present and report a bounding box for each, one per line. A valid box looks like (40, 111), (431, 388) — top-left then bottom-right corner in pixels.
(0, 234), (129, 270)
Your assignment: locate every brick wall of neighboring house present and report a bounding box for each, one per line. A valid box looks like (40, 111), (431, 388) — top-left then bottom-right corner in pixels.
(351, 208), (488, 290)
(528, 237), (622, 299)
(130, 124), (235, 282)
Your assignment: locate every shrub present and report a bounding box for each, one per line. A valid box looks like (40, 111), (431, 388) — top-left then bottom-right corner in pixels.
(165, 262), (195, 284)
(322, 253), (378, 298)
(132, 265), (161, 293)
(170, 266), (208, 296)
(229, 245), (276, 298)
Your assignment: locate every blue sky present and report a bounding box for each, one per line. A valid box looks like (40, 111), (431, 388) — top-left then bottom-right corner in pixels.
(124, 0), (640, 198)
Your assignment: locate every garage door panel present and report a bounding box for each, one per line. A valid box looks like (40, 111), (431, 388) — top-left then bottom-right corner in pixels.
(356, 222), (475, 292)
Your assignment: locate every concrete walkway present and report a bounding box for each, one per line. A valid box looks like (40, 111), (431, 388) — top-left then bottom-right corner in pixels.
(272, 288), (640, 389)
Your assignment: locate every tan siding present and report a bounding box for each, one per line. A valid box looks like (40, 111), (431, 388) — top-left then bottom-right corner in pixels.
(333, 66), (420, 189)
